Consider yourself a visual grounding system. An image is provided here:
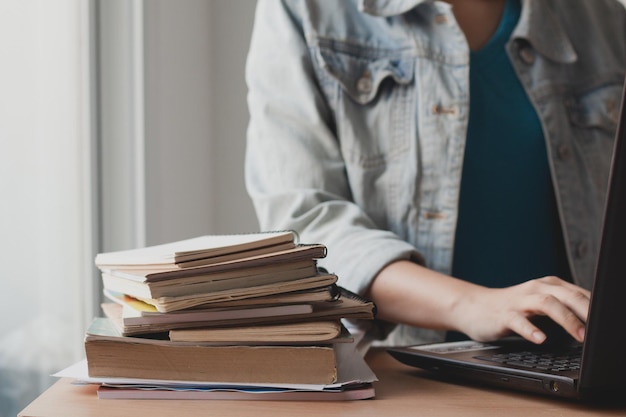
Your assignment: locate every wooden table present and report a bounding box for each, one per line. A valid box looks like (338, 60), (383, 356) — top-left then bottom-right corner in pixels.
(18, 349), (626, 417)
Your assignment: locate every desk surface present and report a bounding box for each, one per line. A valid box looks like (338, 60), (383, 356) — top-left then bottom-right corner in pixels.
(19, 349), (626, 417)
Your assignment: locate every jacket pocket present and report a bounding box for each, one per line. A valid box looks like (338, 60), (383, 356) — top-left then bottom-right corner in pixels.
(316, 47), (414, 105)
(312, 45), (415, 167)
(311, 45), (417, 226)
(566, 83), (622, 132)
(564, 82), (623, 194)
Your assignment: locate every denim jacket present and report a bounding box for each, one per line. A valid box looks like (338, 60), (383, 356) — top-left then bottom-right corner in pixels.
(245, 0), (626, 345)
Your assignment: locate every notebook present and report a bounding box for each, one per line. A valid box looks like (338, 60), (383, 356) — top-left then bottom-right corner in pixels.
(388, 82), (626, 402)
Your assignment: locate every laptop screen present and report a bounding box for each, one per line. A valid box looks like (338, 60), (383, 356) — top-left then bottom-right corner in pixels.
(579, 82), (626, 397)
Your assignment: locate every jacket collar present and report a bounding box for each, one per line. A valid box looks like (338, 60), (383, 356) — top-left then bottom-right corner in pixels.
(512, 0), (577, 64)
(359, 0), (577, 64)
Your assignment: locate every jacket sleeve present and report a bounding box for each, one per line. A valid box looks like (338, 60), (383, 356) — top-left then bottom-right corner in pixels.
(244, 0), (424, 323)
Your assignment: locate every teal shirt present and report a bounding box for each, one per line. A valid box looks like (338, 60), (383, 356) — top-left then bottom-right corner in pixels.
(451, 0), (571, 289)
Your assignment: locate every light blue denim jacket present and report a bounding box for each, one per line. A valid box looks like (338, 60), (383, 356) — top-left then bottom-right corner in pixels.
(245, 0), (626, 345)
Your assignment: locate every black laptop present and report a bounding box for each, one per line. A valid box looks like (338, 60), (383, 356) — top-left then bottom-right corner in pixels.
(388, 83), (626, 402)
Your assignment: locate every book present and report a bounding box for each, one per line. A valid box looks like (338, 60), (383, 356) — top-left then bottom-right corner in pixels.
(95, 231), (298, 269)
(100, 299), (318, 338)
(96, 382), (375, 401)
(101, 259), (319, 299)
(168, 320), (344, 343)
(209, 284), (340, 305)
(99, 301), (329, 337)
(93, 309), (353, 345)
(56, 340), (378, 391)
(84, 318), (338, 385)
(101, 284), (373, 335)
(104, 290), (313, 325)
(102, 244), (327, 282)
(105, 285), (339, 311)
(135, 284), (340, 308)
(125, 274), (339, 313)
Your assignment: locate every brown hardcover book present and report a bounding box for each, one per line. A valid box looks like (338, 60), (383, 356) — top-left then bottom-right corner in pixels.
(84, 318), (338, 385)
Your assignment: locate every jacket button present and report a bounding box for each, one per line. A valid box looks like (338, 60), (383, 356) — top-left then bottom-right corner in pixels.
(434, 14), (448, 24)
(432, 104), (458, 115)
(356, 70), (373, 94)
(518, 46), (535, 65)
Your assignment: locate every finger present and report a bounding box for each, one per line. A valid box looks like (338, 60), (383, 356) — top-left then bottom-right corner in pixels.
(506, 313), (547, 344)
(561, 288), (591, 323)
(536, 276), (591, 299)
(525, 278), (591, 322)
(527, 293), (586, 342)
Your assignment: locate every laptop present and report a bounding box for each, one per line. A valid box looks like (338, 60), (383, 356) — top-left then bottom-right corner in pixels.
(388, 83), (626, 402)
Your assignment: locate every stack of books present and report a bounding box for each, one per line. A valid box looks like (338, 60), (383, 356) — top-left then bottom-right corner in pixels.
(82, 231), (377, 400)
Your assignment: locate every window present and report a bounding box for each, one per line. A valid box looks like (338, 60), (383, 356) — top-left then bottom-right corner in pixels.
(0, 1), (98, 416)
(1, 1), (259, 414)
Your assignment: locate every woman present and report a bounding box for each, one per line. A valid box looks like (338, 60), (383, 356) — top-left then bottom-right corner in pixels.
(244, 0), (626, 346)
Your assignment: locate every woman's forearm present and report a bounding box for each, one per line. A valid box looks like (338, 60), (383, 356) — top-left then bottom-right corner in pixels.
(365, 260), (589, 344)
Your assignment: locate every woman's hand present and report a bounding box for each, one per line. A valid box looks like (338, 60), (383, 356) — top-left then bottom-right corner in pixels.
(367, 261), (591, 344)
(454, 276), (590, 343)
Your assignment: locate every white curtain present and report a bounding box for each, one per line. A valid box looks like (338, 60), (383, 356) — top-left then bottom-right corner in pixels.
(0, 1), (96, 416)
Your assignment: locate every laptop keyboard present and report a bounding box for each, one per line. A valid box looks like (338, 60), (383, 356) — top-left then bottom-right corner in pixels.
(474, 345), (582, 372)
